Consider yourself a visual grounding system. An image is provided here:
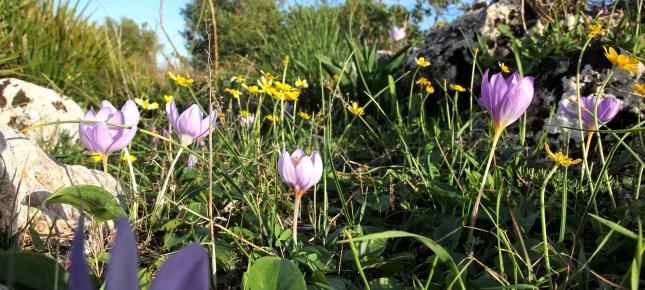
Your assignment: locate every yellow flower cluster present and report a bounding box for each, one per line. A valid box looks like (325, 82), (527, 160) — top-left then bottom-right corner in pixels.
(416, 77), (435, 94)
(415, 57), (431, 68)
(167, 72), (195, 87)
(298, 111), (311, 120)
(134, 98), (159, 110)
(348, 101), (365, 116)
(225, 88), (242, 99)
(587, 23), (603, 38)
(545, 144), (581, 167)
(266, 114), (279, 122)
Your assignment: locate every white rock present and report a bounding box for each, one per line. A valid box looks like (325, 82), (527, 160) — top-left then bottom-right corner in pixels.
(0, 78), (84, 144)
(0, 121), (123, 239)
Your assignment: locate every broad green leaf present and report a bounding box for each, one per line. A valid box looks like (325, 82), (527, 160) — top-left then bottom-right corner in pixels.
(339, 230), (452, 262)
(0, 251), (69, 290)
(45, 184), (126, 222)
(588, 214), (637, 239)
(244, 256), (306, 290)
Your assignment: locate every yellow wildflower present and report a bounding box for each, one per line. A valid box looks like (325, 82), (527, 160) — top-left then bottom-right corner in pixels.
(298, 111), (311, 120)
(243, 84), (261, 94)
(436, 22), (446, 28)
(604, 46), (641, 74)
(282, 55), (289, 66)
(633, 83), (645, 95)
(450, 84), (466, 92)
(283, 90), (300, 101)
(239, 110), (253, 118)
(258, 76), (274, 92)
(260, 70), (277, 81)
(134, 98), (159, 110)
(230, 75), (246, 83)
(545, 143), (582, 167)
(587, 23), (603, 38)
(266, 114), (279, 122)
(167, 71), (195, 87)
(121, 153), (137, 163)
(348, 101), (365, 116)
(225, 88), (243, 99)
(416, 77), (431, 86)
(90, 153), (103, 162)
(295, 78), (309, 88)
(217, 111), (226, 119)
(425, 85), (435, 94)
(499, 62), (510, 73)
(415, 56), (431, 67)
(164, 95), (174, 104)
(274, 81), (295, 92)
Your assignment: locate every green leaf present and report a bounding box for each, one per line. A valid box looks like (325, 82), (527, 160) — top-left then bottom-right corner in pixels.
(588, 214), (637, 239)
(45, 184), (126, 222)
(0, 251), (69, 290)
(339, 230), (452, 262)
(28, 227), (46, 251)
(244, 256), (306, 290)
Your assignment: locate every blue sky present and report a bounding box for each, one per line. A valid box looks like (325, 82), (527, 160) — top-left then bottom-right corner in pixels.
(74, 0), (466, 65)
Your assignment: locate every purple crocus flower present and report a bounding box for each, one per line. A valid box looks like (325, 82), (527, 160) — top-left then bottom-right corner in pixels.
(79, 100), (140, 158)
(478, 69), (534, 134)
(278, 149), (323, 197)
(187, 154), (198, 170)
(389, 25), (406, 42)
(237, 111), (255, 127)
(560, 95), (622, 130)
(69, 217), (210, 290)
(166, 101), (217, 146)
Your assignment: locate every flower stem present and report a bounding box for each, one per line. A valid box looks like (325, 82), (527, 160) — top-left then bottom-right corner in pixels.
(123, 148), (139, 220)
(540, 165), (559, 289)
(292, 192), (302, 247)
(101, 154), (109, 186)
(154, 147), (184, 218)
(467, 129), (502, 254)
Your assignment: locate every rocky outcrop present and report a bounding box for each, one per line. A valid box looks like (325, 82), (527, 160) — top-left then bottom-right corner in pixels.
(0, 121), (123, 239)
(0, 78), (84, 144)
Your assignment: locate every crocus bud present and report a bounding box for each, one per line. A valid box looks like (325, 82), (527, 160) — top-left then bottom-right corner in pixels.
(277, 149), (323, 197)
(560, 95), (622, 130)
(79, 100), (140, 157)
(166, 101), (217, 146)
(389, 25), (406, 42)
(478, 70), (534, 134)
(187, 154), (198, 170)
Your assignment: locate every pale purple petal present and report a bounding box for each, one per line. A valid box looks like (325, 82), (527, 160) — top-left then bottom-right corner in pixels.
(91, 122), (115, 154)
(497, 76), (533, 127)
(198, 111), (217, 137)
(291, 149), (305, 160)
(478, 70), (492, 113)
(295, 155), (314, 192)
(148, 243), (210, 290)
(305, 151), (323, 191)
(479, 70), (533, 129)
(79, 125), (97, 153)
(121, 100), (140, 126)
(166, 101), (179, 130)
(69, 218), (95, 290)
(596, 97), (622, 124)
(176, 104), (204, 139)
(107, 126), (137, 153)
(100, 100), (118, 113)
(106, 217), (140, 290)
(278, 149), (298, 187)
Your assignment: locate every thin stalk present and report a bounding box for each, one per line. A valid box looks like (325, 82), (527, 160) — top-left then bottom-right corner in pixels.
(468, 129), (502, 252)
(154, 147), (184, 217)
(506, 193), (533, 281)
(101, 154), (109, 186)
(345, 230), (370, 290)
(122, 148), (138, 220)
(423, 255), (440, 290)
(540, 165), (559, 289)
(292, 192), (302, 246)
(595, 133), (616, 208)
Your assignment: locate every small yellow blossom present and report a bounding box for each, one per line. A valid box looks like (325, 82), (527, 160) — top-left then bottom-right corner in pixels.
(90, 153), (103, 162)
(436, 22), (446, 28)
(425, 85), (435, 94)
(499, 62), (510, 73)
(604, 46), (641, 74)
(416, 77), (431, 86)
(239, 110), (253, 118)
(217, 111), (226, 119)
(450, 84), (466, 92)
(243, 84), (261, 94)
(230, 75), (246, 83)
(298, 111), (311, 120)
(260, 70), (277, 81)
(633, 83), (645, 95)
(167, 71), (195, 87)
(225, 88), (243, 99)
(282, 55), (289, 66)
(587, 23), (603, 38)
(415, 56), (431, 67)
(545, 143), (582, 167)
(295, 78), (309, 88)
(121, 153), (137, 163)
(474, 47), (480, 54)
(163, 95), (174, 104)
(266, 114), (279, 122)
(134, 98), (159, 110)
(348, 101), (365, 116)
(258, 76), (274, 92)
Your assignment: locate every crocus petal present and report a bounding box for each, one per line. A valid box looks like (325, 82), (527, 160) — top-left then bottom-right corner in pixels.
(478, 70), (492, 113)
(69, 218), (95, 290)
(91, 122), (115, 154)
(198, 111), (218, 138)
(79, 125), (97, 153)
(166, 101), (179, 130)
(279, 149), (298, 187)
(596, 97), (622, 123)
(559, 100), (578, 119)
(497, 76), (533, 127)
(295, 155), (314, 192)
(176, 104), (204, 139)
(106, 217), (140, 290)
(121, 100), (140, 126)
(100, 100), (118, 113)
(148, 243), (210, 290)
(107, 126), (137, 153)
(304, 151), (323, 191)
(291, 149), (305, 160)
